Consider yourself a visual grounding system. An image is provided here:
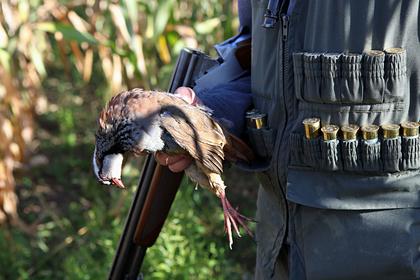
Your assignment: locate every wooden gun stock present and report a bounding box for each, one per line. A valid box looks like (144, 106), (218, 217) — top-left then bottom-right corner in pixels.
(108, 49), (218, 280)
(133, 164), (183, 247)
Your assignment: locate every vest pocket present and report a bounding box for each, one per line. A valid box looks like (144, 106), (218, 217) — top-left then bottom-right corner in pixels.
(289, 204), (420, 280)
(382, 137), (401, 173)
(320, 53), (341, 103)
(321, 140), (341, 171)
(303, 137), (321, 168)
(289, 132), (341, 171)
(288, 125), (420, 174)
(292, 49), (407, 105)
(340, 53), (363, 103)
(247, 127), (277, 159)
(303, 53), (322, 102)
(361, 140), (382, 172)
(286, 168), (420, 279)
(362, 51), (385, 103)
(401, 137), (420, 170)
(384, 48), (407, 102)
(341, 140), (361, 172)
(236, 127), (276, 172)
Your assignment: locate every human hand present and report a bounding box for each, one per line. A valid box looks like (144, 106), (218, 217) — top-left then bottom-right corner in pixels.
(154, 87), (197, 172)
(155, 152), (192, 172)
(172, 86), (201, 106)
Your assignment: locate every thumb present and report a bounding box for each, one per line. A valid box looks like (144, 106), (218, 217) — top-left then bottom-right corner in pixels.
(173, 87), (199, 105)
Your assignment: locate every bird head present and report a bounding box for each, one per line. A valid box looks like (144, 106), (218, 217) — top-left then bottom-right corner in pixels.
(93, 106), (127, 189)
(93, 89), (165, 189)
(93, 148), (125, 188)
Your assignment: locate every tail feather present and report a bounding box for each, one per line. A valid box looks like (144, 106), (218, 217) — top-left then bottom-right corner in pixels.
(224, 132), (255, 163)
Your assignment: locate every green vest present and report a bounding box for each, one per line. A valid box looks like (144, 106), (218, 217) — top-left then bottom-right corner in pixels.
(251, 0), (420, 279)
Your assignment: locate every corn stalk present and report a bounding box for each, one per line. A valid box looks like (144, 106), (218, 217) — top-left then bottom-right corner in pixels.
(0, 0), (237, 225)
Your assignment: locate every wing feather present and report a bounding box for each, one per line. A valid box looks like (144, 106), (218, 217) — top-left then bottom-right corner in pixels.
(160, 103), (226, 174)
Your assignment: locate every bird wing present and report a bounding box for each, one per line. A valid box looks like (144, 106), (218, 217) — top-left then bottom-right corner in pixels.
(160, 103), (226, 174)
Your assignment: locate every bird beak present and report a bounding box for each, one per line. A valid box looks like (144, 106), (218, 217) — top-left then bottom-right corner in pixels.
(111, 178), (126, 189)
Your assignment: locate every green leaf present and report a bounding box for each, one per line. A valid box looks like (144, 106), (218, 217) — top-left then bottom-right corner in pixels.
(36, 22), (98, 45)
(0, 48), (11, 72)
(30, 44), (46, 77)
(125, 0), (138, 29)
(194, 17), (221, 34)
(154, 0), (175, 39)
(18, 0), (30, 22)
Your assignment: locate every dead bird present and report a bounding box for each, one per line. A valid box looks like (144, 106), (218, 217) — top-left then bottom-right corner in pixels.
(93, 88), (254, 248)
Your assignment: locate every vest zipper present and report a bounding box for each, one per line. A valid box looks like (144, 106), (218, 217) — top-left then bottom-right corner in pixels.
(282, 15), (289, 42)
(275, 14), (290, 236)
(277, 13), (289, 184)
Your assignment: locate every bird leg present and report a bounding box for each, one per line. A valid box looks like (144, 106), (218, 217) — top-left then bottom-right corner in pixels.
(197, 170), (255, 249)
(219, 190), (254, 249)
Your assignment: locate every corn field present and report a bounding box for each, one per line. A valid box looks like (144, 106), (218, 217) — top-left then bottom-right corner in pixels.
(0, 1), (257, 279)
(0, 0), (238, 224)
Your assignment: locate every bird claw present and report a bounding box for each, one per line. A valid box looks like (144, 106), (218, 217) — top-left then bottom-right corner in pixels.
(220, 194), (254, 249)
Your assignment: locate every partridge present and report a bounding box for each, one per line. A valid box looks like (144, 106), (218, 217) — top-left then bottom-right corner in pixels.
(93, 88), (254, 248)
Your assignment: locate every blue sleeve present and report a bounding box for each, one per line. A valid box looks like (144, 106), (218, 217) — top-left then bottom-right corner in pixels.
(196, 73), (252, 136)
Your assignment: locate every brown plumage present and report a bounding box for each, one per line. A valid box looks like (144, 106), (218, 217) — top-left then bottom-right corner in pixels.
(93, 88), (254, 248)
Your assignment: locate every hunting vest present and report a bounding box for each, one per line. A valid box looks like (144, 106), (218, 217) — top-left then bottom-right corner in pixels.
(250, 0), (420, 279)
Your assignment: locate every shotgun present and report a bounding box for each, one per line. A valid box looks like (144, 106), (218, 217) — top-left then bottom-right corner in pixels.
(107, 48), (218, 280)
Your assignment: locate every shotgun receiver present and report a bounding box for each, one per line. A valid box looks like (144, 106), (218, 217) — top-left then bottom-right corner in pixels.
(108, 48), (218, 280)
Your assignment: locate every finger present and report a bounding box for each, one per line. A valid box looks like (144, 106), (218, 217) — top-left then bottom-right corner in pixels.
(173, 87), (197, 105)
(164, 154), (187, 165)
(155, 152), (188, 167)
(168, 157), (192, 172)
(155, 152), (169, 165)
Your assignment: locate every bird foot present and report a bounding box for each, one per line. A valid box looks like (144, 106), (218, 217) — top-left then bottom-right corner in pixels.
(220, 193), (254, 249)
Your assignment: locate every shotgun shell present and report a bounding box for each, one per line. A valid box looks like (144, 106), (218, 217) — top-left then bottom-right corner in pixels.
(366, 50), (385, 57)
(303, 118), (320, 139)
(341, 124), (360, 141)
(381, 124), (400, 139)
(384, 47), (405, 55)
(246, 109), (258, 127)
(401, 121), (419, 137)
(321, 124), (339, 141)
(246, 112), (267, 129)
(361, 124), (379, 141)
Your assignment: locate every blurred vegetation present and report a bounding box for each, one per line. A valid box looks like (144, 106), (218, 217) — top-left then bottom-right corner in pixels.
(0, 0), (257, 279)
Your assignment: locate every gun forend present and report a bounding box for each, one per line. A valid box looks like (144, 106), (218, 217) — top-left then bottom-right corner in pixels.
(133, 164), (183, 247)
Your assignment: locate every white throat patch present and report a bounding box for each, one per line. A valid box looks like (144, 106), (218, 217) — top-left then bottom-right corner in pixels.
(101, 153), (124, 180)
